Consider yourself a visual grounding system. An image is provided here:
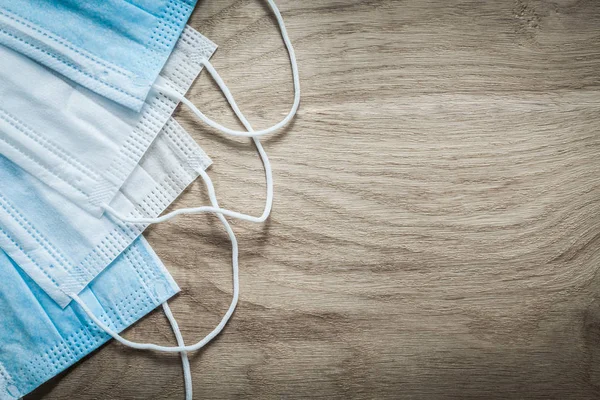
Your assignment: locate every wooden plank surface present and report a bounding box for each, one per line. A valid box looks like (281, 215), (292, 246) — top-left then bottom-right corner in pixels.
(27, 0), (600, 398)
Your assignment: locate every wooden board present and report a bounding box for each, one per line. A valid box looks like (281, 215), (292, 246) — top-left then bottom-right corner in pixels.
(27, 0), (600, 398)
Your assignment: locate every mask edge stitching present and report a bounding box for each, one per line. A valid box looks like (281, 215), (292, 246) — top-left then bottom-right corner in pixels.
(87, 30), (213, 208)
(17, 280), (167, 396)
(0, 192), (77, 274)
(0, 27), (144, 103)
(0, 362), (17, 398)
(0, 8), (132, 77)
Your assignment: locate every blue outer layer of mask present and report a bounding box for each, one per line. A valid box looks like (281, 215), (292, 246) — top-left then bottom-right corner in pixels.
(0, 236), (180, 399)
(0, 0), (197, 111)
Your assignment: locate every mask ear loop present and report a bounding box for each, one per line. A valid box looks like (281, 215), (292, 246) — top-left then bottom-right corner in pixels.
(103, 165), (271, 224)
(103, 0), (298, 226)
(155, 0), (300, 139)
(163, 302), (193, 400)
(80, 30), (273, 355)
(70, 0), (293, 361)
(71, 178), (240, 353)
(102, 75), (272, 224)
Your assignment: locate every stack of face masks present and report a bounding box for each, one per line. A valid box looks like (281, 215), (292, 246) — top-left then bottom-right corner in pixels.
(0, 1), (300, 399)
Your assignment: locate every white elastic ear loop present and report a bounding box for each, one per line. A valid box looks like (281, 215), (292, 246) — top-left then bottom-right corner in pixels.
(163, 302), (193, 400)
(104, 0), (297, 225)
(104, 167), (270, 224)
(155, 0), (300, 139)
(104, 61), (273, 225)
(72, 157), (240, 352)
(72, 0), (293, 354)
(71, 200), (240, 353)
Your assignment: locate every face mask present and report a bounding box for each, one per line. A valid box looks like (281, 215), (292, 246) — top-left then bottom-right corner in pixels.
(0, 0), (198, 111)
(0, 117), (211, 308)
(0, 26), (216, 217)
(76, 2), (299, 400)
(0, 236), (183, 399)
(1, 2), (297, 399)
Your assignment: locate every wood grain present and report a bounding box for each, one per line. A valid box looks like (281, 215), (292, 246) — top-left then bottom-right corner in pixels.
(27, 0), (600, 398)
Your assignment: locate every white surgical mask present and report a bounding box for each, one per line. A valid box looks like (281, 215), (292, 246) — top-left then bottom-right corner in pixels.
(0, 117), (211, 307)
(0, 25), (216, 217)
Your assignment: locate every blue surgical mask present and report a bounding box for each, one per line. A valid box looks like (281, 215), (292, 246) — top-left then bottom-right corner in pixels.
(0, 0), (198, 110)
(0, 236), (180, 399)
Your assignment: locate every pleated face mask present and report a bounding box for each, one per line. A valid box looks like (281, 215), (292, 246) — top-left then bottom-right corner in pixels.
(0, 236), (181, 399)
(0, 25), (216, 217)
(0, 117), (211, 307)
(0, 0), (198, 110)
(0, 1), (300, 399)
(63, 3), (301, 400)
